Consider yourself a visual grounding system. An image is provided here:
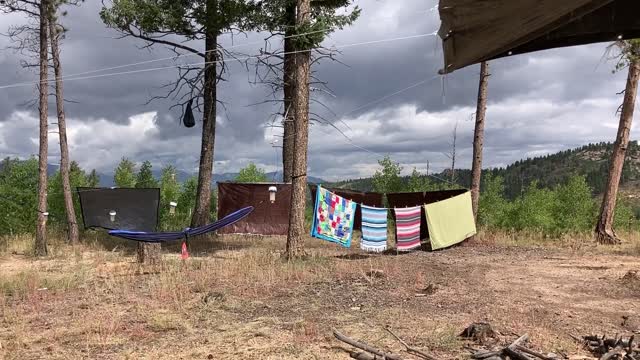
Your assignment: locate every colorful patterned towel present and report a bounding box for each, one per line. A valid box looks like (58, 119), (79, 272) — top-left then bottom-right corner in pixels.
(311, 186), (357, 248)
(360, 205), (388, 252)
(394, 206), (422, 251)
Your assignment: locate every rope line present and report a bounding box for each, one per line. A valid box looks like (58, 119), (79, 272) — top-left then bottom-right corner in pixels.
(0, 32), (437, 90)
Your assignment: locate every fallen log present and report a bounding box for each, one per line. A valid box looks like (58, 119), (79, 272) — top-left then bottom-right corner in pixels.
(350, 351), (385, 360)
(504, 334), (530, 360)
(333, 329), (404, 360)
(516, 344), (556, 360)
(385, 327), (441, 360)
(471, 350), (503, 359)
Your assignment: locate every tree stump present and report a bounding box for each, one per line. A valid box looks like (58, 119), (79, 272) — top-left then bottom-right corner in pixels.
(460, 322), (498, 345)
(137, 242), (161, 265)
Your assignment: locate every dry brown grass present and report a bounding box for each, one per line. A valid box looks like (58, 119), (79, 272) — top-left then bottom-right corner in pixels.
(475, 228), (640, 256)
(0, 230), (639, 359)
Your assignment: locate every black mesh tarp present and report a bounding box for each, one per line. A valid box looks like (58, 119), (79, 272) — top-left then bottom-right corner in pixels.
(78, 187), (160, 231)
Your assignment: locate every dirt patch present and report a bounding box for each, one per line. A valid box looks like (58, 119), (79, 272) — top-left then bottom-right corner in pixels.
(1, 237), (639, 359)
(620, 270), (640, 291)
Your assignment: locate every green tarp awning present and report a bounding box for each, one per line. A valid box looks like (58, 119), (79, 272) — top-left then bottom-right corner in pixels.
(438, 0), (640, 73)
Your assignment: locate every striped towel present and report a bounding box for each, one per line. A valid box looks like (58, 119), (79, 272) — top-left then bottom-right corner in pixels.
(394, 206), (422, 251)
(360, 205), (388, 252)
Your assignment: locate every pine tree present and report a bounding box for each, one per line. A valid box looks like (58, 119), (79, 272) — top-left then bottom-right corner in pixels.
(135, 161), (158, 188)
(372, 156), (403, 194)
(254, 0), (360, 183)
(87, 169), (100, 187)
(101, 0), (262, 229)
(235, 163), (268, 183)
(113, 158), (136, 188)
(596, 40), (640, 244)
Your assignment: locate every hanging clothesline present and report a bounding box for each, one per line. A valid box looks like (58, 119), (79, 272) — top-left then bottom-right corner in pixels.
(0, 32), (438, 90)
(310, 185), (476, 253)
(0, 7), (439, 90)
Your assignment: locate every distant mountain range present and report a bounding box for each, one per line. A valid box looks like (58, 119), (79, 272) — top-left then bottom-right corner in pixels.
(42, 164), (325, 187)
(13, 141), (640, 197)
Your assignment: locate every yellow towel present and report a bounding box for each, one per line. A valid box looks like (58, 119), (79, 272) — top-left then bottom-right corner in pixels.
(424, 191), (476, 250)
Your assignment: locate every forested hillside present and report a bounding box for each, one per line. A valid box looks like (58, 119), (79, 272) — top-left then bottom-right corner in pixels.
(328, 141), (640, 198)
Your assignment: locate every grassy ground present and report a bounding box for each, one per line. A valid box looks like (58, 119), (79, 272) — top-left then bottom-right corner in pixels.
(1, 231), (639, 359)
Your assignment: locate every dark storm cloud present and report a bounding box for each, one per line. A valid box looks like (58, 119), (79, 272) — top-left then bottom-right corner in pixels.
(0, 0), (636, 179)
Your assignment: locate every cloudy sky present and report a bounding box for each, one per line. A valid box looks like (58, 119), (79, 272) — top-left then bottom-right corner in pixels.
(0, 0), (636, 181)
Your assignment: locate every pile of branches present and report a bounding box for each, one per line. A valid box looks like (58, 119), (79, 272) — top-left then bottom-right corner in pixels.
(573, 334), (638, 360)
(469, 333), (560, 360)
(333, 328), (441, 360)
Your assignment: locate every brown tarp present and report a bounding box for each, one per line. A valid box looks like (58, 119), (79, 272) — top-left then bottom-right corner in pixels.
(217, 182), (292, 235)
(386, 189), (467, 240)
(438, 0), (640, 73)
(308, 184), (384, 231)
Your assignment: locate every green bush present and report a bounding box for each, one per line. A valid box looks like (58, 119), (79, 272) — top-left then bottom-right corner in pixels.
(478, 174), (510, 228)
(553, 175), (596, 233)
(0, 158), (38, 235)
(614, 196), (636, 231)
(504, 181), (557, 234)
(48, 162), (89, 229)
(235, 163), (268, 183)
(372, 155), (403, 194)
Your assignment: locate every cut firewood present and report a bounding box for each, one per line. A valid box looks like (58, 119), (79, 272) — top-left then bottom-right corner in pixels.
(572, 334), (639, 360)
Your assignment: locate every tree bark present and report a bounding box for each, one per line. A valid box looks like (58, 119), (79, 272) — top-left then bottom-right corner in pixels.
(449, 121), (458, 183)
(49, 17), (79, 245)
(286, 0), (312, 259)
(136, 242), (161, 265)
(281, 2), (296, 183)
(35, 0), (49, 257)
(595, 57), (640, 245)
(191, 0), (217, 228)
(471, 61), (490, 220)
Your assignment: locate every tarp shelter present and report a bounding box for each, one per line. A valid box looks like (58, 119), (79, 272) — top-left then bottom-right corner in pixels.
(308, 184), (384, 231)
(217, 182), (292, 235)
(78, 187), (160, 231)
(386, 189), (467, 241)
(438, 0), (640, 73)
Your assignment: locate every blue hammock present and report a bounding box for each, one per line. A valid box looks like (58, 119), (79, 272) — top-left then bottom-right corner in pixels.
(108, 206), (254, 242)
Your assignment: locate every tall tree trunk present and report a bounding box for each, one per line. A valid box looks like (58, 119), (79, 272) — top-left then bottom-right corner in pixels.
(191, 0), (217, 228)
(35, 0), (49, 257)
(49, 17), (79, 245)
(286, 0), (312, 259)
(595, 58), (640, 245)
(449, 121), (458, 184)
(281, 2), (296, 183)
(470, 61), (490, 220)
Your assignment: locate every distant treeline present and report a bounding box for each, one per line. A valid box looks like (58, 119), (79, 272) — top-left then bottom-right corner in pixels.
(333, 154), (638, 236)
(330, 141), (640, 199)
